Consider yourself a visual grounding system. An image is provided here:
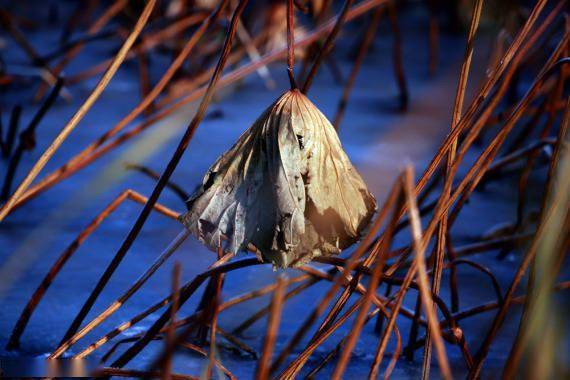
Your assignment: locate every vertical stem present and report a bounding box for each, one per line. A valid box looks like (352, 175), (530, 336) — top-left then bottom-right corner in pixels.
(163, 262), (181, 380)
(333, 5), (384, 130)
(4, 105), (21, 159)
(287, 0), (298, 89)
(501, 96), (570, 379)
(427, 0), (439, 76)
(206, 244), (224, 379)
(423, 0), (483, 377)
(1, 80), (63, 201)
(387, 1), (408, 111)
(302, 0), (355, 94)
(256, 275), (287, 380)
(404, 167), (452, 380)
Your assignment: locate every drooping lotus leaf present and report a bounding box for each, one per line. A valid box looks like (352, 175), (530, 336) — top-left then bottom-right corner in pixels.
(181, 89), (376, 267)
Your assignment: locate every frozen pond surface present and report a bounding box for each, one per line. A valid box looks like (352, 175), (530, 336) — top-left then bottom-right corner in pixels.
(1, 4), (567, 378)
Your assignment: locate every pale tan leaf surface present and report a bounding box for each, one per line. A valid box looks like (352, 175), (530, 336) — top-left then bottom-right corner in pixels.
(181, 90), (376, 267)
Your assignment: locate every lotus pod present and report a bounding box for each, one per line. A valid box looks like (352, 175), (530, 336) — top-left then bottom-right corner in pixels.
(180, 89), (376, 267)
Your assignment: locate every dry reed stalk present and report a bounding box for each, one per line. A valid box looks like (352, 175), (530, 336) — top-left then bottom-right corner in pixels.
(256, 275), (287, 379)
(365, 1), (557, 284)
(422, 0), (484, 376)
(410, 0), (552, 200)
(1, 79), (63, 201)
(235, 261), (429, 340)
(513, 73), (565, 227)
(163, 262), (181, 380)
(404, 23), (570, 272)
(137, 50), (154, 116)
(234, 261), (429, 378)
(467, 110), (570, 378)
(280, 298), (366, 378)
(443, 59), (570, 240)
(0, 0), (157, 222)
(450, 281), (570, 324)
(445, 259), (503, 304)
(93, 257), (415, 364)
(7, 189), (180, 350)
(302, 0), (355, 93)
(387, 1), (409, 111)
(76, 297), (171, 359)
(403, 166), (452, 380)
(235, 17), (276, 89)
(500, 96), (570, 378)
(485, 138), (556, 178)
(3, 105), (22, 159)
(232, 275), (323, 334)
(79, 261), (242, 360)
(333, 5), (384, 129)
(125, 163), (191, 204)
(447, 32), (570, 227)
(304, 304), (401, 380)
(280, 256), (442, 377)
(427, 0), (439, 75)
(205, 245), (224, 379)
(221, 272), (313, 314)
(369, 255), (417, 378)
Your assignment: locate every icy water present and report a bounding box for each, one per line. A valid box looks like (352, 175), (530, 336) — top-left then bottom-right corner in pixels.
(1, 5), (564, 379)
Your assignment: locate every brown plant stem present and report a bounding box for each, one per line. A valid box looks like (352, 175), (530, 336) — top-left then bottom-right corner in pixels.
(501, 95), (570, 378)
(422, 0), (483, 377)
(302, 0), (355, 93)
(286, 0), (298, 89)
(467, 127), (570, 378)
(3, 105), (22, 159)
(1, 79), (63, 201)
(333, 5), (384, 129)
(256, 275), (287, 379)
(163, 262), (181, 380)
(403, 167), (452, 380)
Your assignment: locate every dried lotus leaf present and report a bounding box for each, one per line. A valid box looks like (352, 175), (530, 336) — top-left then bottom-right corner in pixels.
(181, 89), (376, 267)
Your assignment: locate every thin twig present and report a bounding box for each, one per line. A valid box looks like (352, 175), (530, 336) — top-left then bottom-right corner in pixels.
(256, 274), (287, 379)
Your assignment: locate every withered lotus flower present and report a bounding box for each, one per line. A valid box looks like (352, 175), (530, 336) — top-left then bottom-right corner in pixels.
(181, 89), (376, 267)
